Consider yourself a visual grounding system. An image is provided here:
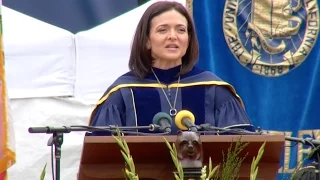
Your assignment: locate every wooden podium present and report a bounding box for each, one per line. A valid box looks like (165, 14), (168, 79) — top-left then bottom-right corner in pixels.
(78, 135), (284, 180)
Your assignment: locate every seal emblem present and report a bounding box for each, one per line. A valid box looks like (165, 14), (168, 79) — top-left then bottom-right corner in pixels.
(223, 0), (319, 77)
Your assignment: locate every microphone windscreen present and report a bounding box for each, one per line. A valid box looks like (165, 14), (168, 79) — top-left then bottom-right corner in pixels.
(174, 110), (195, 130)
(152, 112), (172, 125)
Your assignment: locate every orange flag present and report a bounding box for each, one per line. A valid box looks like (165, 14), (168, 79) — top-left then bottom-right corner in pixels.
(0, 1), (16, 179)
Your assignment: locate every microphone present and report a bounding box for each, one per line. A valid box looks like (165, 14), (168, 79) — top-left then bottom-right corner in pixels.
(152, 112), (172, 133)
(174, 110), (198, 132)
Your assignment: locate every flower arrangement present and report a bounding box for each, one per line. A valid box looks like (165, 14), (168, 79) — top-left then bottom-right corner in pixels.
(112, 128), (266, 180)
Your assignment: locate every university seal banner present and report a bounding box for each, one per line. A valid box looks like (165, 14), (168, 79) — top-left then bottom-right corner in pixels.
(223, 0), (319, 77)
(191, 0), (319, 178)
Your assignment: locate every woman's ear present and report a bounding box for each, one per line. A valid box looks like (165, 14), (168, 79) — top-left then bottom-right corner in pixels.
(146, 39), (151, 49)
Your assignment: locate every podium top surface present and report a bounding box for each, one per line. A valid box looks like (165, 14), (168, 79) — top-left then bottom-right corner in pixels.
(81, 134), (285, 164)
(84, 134), (284, 143)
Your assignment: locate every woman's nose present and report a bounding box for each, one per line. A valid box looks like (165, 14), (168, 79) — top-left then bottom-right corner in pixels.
(168, 30), (177, 40)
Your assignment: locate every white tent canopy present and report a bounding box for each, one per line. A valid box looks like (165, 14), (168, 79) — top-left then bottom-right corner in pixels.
(2, 6), (76, 99)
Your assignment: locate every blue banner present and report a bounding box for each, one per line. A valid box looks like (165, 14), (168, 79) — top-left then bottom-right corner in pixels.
(192, 0), (320, 178)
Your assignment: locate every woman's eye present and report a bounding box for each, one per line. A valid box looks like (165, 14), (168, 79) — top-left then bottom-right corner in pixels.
(158, 29), (166, 32)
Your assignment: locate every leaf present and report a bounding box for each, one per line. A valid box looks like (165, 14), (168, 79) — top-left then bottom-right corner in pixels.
(250, 156), (255, 175)
(174, 172), (181, 180)
(178, 161), (184, 179)
(170, 151), (178, 166)
(164, 137), (183, 179)
(123, 139), (130, 155)
(254, 167), (259, 178)
(209, 157), (212, 173)
(250, 142), (266, 180)
(112, 135), (125, 149)
(164, 137), (173, 152)
(120, 149), (135, 175)
(208, 165), (220, 179)
(121, 150), (130, 164)
(255, 142), (265, 165)
(124, 169), (131, 178)
(129, 156), (136, 173)
(172, 143), (178, 156)
(40, 163), (47, 180)
(250, 168), (258, 180)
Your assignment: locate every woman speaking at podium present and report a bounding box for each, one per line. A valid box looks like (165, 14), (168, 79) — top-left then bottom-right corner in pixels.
(88, 1), (253, 135)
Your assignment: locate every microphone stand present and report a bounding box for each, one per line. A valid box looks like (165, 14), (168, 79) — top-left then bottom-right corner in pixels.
(47, 132), (63, 180)
(28, 124), (164, 180)
(284, 136), (320, 180)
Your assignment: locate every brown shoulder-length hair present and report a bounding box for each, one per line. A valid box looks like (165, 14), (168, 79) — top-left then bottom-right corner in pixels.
(128, 1), (199, 79)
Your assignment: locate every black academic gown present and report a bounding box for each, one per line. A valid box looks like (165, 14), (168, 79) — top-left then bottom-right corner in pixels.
(88, 65), (253, 135)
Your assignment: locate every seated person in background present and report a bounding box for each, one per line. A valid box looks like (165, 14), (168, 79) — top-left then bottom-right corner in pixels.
(88, 1), (253, 135)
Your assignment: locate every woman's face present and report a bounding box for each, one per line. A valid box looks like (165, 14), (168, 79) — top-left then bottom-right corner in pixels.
(147, 9), (189, 66)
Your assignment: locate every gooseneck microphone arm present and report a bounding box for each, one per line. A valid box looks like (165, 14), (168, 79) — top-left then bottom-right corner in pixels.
(198, 123), (262, 135)
(28, 124), (167, 180)
(182, 118), (198, 132)
(28, 125), (161, 134)
(285, 136), (320, 146)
